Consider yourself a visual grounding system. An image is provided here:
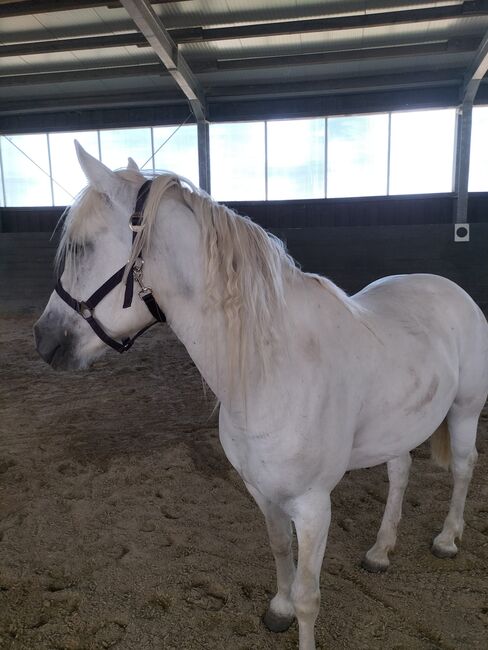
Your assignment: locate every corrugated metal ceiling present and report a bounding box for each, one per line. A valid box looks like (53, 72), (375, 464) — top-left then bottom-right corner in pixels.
(0, 0), (487, 118)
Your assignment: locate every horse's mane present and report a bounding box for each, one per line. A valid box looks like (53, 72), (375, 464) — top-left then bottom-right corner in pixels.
(56, 168), (358, 381)
(129, 172), (357, 382)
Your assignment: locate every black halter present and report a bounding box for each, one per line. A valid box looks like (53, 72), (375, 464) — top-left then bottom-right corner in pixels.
(55, 180), (166, 354)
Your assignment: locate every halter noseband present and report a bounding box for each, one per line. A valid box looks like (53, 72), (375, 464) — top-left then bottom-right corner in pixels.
(55, 180), (166, 353)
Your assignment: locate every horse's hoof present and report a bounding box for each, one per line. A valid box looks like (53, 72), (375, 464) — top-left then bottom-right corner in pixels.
(431, 543), (458, 559)
(262, 608), (294, 633)
(361, 556), (389, 573)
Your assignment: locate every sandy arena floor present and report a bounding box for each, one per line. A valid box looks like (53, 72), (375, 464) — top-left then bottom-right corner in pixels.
(0, 312), (487, 650)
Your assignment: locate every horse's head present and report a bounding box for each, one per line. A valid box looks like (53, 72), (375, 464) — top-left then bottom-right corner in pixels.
(34, 143), (156, 370)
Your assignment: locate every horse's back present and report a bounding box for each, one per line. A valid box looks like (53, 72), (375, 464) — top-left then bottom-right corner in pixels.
(353, 273), (478, 312)
(353, 273), (486, 337)
(352, 272), (488, 406)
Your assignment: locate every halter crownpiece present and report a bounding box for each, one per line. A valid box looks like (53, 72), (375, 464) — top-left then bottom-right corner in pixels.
(55, 179), (166, 353)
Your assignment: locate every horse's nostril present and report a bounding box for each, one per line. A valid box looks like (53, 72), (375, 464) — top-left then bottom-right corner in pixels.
(42, 344), (61, 365)
(34, 322), (64, 365)
(33, 323), (41, 348)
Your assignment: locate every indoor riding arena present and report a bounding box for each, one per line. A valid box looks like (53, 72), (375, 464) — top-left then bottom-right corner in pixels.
(1, 2), (488, 650)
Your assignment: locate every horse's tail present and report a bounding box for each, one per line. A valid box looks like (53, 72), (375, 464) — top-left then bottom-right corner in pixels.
(430, 418), (451, 470)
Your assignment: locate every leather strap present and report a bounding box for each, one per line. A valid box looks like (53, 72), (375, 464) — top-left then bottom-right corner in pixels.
(55, 179), (166, 353)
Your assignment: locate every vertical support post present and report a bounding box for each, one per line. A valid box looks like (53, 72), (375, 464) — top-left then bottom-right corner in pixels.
(264, 120), (268, 200)
(197, 120), (210, 193)
(0, 136), (7, 213)
(386, 112), (392, 196)
(46, 133), (55, 207)
(452, 99), (473, 224)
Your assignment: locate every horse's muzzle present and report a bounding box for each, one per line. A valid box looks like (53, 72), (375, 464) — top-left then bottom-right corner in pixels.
(33, 320), (78, 370)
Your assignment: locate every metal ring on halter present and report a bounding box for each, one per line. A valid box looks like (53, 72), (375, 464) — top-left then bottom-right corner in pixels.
(78, 302), (93, 320)
(129, 214), (144, 232)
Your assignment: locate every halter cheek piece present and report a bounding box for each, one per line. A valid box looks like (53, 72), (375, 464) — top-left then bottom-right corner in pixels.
(55, 180), (166, 353)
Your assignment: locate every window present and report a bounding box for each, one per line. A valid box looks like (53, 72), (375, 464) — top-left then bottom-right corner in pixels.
(49, 131), (100, 205)
(99, 127), (152, 170)
(210, 122), (266, 200)
(389, 109), (456, 195)
(267, 118), (325, 200)
(0, 140), (4, 207)
(153, 124), (199, 186)
(1, 134), (52, 206)
(469, 106), (488, 191)
(327, 114), (389, 198)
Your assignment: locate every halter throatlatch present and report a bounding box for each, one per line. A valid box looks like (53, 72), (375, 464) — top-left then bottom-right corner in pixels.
(55, 179), (166, 353)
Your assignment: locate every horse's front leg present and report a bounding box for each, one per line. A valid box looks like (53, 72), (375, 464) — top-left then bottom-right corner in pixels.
(245, 482), (296, 632)
(291, 491), (332, 650)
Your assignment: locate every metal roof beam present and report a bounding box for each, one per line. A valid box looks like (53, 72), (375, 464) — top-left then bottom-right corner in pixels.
(0, 34), (148, 58)
(120, 0), (205, 121)
(462, 28), (488, 101)
(0, 63), (166, 87)
(172, 1), (488, 44)
(195, 38), (480, 73)
(207, 69), (466, 100)
(0, 0), (190, 18)
(2, 34), (478, 62)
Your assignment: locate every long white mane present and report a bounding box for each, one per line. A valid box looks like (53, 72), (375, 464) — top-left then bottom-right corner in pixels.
(130, 173), (355, 381)
(56, 169), (356, 380)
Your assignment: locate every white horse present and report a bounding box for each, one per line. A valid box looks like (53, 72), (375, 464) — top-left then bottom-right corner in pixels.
(34, 143), (488, 650)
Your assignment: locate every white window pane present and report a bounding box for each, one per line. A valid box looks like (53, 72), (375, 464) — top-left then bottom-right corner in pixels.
(389, 109), (455, 195)
(2, 134), (52, 206)
(327, 114), (389, 198)
(0, 143), (4, 207)
(153, 125), (199, 186)
(210, 122), (265, 201)
(267, 118), (325, 199)
(99, 128), (152, 170)
(469, 106), (488, 191)
(49, 131), (100, 205)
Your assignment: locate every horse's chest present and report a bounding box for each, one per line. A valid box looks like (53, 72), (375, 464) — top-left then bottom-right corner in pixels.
(218, 417), (334, 501)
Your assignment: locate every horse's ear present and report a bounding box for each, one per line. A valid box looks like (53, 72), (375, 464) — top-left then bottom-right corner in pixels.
(127, 157), (140, 172)
(74, 140), (125, 201)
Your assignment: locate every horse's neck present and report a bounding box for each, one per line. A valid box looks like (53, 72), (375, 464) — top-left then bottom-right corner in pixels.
(144, 196), (355, 410)
(145, 197), (234, 400)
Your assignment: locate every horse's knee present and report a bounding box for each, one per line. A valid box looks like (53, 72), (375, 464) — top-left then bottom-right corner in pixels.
(451, 448), (477, 476)
(270, 537), (292, 558)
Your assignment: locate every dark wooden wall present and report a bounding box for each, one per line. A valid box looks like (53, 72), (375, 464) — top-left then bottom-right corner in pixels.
(1, 194), (488, 314)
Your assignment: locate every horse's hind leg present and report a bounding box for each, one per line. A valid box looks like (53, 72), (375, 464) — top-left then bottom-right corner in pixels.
(432, 409), (479, 558)
(245, 482), (296, 632)
(362, 452), (412, 572)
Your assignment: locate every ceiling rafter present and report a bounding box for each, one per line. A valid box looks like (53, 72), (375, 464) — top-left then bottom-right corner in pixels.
(3, 1), (488, 49)
(462, 28), (488, 100)
(120, 0), (206, 120)
(0, 0), (191, 18)
(194, 38), (480, 73)
(0, 63), (166, 86)
(0, 34), (148, 58)
(207, 69), (467, 101)
(1, 34), (479, 65)
(171, 1), (488, 44)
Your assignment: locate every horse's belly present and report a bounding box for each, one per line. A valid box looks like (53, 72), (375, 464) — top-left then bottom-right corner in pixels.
(347, 384), (457, 470)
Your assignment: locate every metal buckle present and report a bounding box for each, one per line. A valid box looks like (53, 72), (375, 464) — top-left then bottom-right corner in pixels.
(78, 301), (93, 320)
(129, 214), (144, 232)
(133, 258), (144, 273)
(139, 287), (153, 299)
